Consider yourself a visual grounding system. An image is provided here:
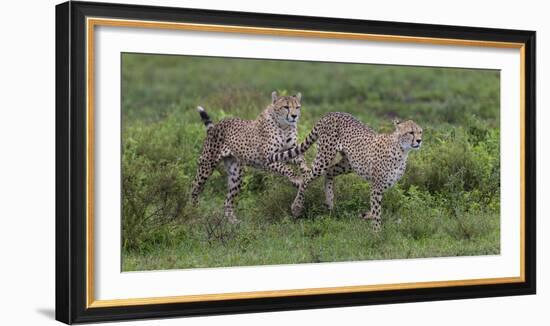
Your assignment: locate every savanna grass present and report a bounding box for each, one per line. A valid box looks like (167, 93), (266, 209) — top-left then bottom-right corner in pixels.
(121, 54), (500, 271)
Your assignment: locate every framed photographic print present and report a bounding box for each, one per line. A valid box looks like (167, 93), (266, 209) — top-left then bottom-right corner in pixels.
(55, 1), (536, 324)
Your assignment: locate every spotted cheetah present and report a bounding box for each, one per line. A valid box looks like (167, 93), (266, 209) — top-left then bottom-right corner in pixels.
(191, 91), (309, 223)
(268, 112), (423, 230)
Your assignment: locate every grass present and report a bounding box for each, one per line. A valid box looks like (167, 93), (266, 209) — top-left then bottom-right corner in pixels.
(121, 53), (500, 271)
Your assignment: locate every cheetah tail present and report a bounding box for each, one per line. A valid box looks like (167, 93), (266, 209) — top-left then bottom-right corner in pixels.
(268, 126), (319, 163)
(197, 106), (214, 131)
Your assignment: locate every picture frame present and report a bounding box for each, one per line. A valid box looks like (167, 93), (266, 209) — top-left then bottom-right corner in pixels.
(55, 1), (536, 324)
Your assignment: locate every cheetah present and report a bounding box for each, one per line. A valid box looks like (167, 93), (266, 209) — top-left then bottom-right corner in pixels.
(268, 112), (423, 230)
(191, 91), (309, 223)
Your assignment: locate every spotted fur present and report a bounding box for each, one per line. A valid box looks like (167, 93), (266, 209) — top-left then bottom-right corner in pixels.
(268, 112), (423, 231)
(191, 91), (309, 223)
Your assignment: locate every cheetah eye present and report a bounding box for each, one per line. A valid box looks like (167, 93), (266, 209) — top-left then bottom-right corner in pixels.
(409, 131), (414, 135)
(283, 106), (289, 110)
(296, 106), (301, 110)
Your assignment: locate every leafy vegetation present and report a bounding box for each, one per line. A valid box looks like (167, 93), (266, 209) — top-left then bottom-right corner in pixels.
(121, 53), (500, 271)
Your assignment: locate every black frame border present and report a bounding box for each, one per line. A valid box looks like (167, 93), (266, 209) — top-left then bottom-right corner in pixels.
(56, 1), (536, 324)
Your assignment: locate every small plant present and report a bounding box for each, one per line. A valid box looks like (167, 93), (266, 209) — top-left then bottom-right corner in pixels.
(203, 213), (236, 246)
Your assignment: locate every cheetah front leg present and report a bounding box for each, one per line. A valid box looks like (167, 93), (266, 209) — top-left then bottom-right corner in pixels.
(263, 161), (308, 217)
(263, 161), (303, 188)
(290, 154), (311, 175)
(324, 155), (352, 210)
(223, 157), (243, 224)
(361, 182), (386, 232)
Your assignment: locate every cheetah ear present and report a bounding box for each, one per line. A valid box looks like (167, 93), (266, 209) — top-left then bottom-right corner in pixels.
(294, 92), (302, 102)
(271, 91), (278, 104)
(392, 118), (401, 126)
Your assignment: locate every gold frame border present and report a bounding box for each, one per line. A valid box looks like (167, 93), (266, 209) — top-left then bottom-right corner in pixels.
(85, 17), (526, 308)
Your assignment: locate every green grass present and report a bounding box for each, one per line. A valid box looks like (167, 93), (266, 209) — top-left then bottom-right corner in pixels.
(121, 53), (500, 271)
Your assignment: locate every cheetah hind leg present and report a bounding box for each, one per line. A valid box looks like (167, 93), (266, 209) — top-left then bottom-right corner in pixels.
(191, 159), (217, 206)
(223, 157), (243, 224)
(291, 145), (338, 217)
(291, 192), (305, 217)
(324, 156), (352, 210)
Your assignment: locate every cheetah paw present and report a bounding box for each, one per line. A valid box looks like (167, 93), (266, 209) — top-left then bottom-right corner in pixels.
(224, 211), (241, 224)
(361, 212), (372, 220)
(290, 177), (303, 188)
(291, 202), (303, 217)
(227, 216), (241, 224)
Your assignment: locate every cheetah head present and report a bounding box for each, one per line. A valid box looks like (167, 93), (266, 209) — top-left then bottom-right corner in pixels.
(271, 91), (302, 126)
(393, 118), (423, 150)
